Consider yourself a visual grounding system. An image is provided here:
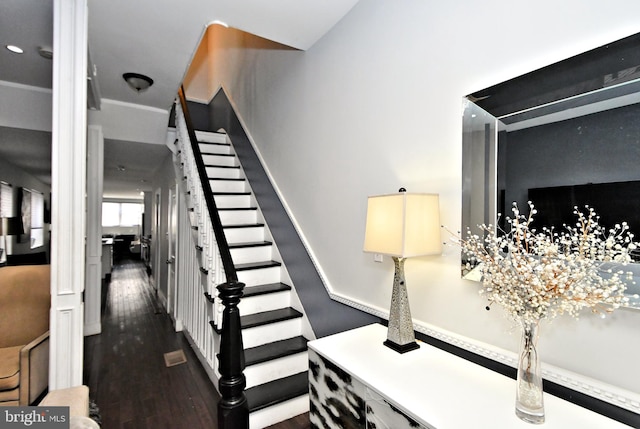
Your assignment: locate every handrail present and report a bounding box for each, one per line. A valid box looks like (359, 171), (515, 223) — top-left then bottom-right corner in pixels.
(177, 87), (249, 429)
(177, 86), (238, 282)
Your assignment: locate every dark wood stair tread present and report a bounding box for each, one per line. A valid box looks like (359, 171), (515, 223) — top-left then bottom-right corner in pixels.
(218, 207), (257, 211)
(212, 191), (251, 195)
(244, 336), (308, 366)
(241, 308), (302, 329)
(235, 260), (281, 271)
(209, 178), (246, 182)
(202, 152), (235, 157)
(204, 164), (240, 169)
(229, 240), (272, 249)
(198, 142), (231, 148)
(243, 282), (291, 297)
(223, 223), (264, 229)
(246, 372), (308, 413)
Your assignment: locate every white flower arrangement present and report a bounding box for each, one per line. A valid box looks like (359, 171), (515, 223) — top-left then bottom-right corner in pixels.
(458, 202), (635, 324)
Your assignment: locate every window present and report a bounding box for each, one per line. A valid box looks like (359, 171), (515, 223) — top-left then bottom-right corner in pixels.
(0, 182), (12, 218)
(30, 191), (44, 248)
(102, 202), (143, 227)
(0, 182), (11, 263)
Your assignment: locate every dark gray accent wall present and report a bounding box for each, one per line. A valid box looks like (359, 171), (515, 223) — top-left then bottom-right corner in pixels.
(203, 89), (378, 338)
(500, 102), (640, 212)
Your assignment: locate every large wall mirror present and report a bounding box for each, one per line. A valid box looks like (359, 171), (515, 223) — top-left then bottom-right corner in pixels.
(462, 31), (640, 309)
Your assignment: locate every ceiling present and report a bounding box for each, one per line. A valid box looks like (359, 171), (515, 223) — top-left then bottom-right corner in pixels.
(0, 0), (359, 199)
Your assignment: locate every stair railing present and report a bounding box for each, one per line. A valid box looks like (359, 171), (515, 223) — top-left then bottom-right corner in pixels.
(177, 87), (249, 429)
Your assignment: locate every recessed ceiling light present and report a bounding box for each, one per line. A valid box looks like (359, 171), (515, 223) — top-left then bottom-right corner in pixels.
(6, 45), (23, 54)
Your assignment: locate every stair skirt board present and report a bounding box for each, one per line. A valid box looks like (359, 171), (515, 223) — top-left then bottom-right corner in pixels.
(183, 131), (312, 428)
(249, 394), (310, 429)
(245, 351), (308, 389)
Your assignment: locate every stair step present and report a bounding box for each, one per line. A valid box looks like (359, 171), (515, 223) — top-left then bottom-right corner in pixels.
(213, 191), (251, 196)
(229, 241), (272, 249)
(241, 308), (302, 329)
(203, 154), (237, 167)
(210, 177), (246, 182)
(235, 261), (281, 271)
(219, 207), (258, 226)
(243, 282), (291, 297)
(195, 130), (227, 143)
(205, 166), (240, 179)
(245, 336), (308, 367)
(205, 164), (240, 169)
(198, 142), (229, 148)
(246, 372), (309, 413)
(224, 223), (265, 229)
(210, 178), (246, 193)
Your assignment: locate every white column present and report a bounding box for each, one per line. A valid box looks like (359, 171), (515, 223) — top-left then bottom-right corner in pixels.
(85, 125), (104, 336)
(50, 0), (88, 389)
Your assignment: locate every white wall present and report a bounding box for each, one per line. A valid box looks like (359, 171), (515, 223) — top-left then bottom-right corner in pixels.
(186, 0), (640, 396)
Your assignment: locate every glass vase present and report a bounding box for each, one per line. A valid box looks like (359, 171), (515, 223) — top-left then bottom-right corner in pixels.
(515, 320), (545, 424)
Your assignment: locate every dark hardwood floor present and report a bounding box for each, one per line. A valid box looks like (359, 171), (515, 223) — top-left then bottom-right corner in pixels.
(83, 259), (310, 429)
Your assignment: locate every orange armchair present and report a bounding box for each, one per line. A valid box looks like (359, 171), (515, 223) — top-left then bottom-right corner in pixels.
(0, 264), (50, 405)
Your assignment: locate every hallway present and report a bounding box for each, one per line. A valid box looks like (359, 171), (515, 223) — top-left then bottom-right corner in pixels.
(83, 259), (219, 428)
(83, 259), (310, 428)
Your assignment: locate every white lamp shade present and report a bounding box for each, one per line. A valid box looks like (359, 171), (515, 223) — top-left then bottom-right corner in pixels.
(363, 192), (442, 258)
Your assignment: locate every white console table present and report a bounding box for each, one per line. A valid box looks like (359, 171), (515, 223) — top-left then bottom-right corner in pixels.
(308, 323), (631, 428)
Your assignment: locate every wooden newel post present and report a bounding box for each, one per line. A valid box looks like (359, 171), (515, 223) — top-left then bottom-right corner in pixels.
(217, 280), (249, 429)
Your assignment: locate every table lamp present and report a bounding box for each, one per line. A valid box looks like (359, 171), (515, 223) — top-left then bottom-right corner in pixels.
(363, 189), (441, 353)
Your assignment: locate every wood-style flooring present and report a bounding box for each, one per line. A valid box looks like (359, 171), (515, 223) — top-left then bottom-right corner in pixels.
(83, 259), (310, 429)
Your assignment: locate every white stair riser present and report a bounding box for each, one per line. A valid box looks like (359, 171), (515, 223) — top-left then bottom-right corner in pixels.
(202, 154), (236, 166)
(249, 394), (310, 429)
(214, 194), (251, 208)
(237, 266), (280, 286)
(230, 245), (272, 264)
(205, 166), (240, 179)
(199, 143), (231, 155)
(220, 209), (258, 226)
(239, 290), (291, 315)
(242, 318), (302, 348)
(245, 352), (308, 389)
(224, 226), (264, 243)
(195, 131), (227, 144)
(210, 179), (246, 193)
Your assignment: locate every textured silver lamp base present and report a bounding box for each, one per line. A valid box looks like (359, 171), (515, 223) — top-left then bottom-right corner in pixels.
(384, 256), (419, 353)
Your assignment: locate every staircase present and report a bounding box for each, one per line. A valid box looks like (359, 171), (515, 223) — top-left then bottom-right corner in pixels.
(177, 124), (311, 428)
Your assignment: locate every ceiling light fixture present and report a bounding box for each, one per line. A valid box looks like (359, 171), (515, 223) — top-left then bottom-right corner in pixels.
(6, 45), (23, 54)
(123, 72), (154, 93)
